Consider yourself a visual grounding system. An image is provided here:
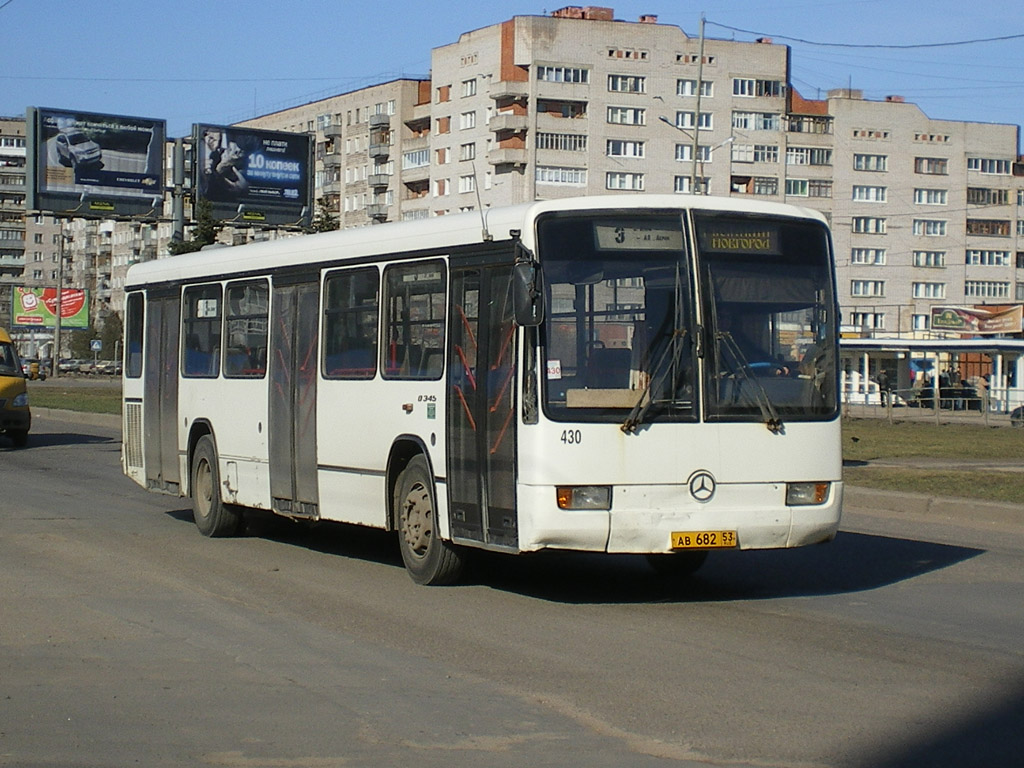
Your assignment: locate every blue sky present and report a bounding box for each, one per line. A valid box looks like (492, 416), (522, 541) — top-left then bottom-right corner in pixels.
(2, 0), (1022, 144)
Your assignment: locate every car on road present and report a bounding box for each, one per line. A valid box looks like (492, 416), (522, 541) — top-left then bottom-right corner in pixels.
(0, 327), (30, 447)
(1011, 406), (1024, 427)
(55, 129), (102, 168)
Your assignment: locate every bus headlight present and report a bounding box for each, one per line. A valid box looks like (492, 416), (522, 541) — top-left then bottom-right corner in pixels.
(12, 392), (28, 408)
(786, 482), (830, 506)
(556, 486), (612, 510)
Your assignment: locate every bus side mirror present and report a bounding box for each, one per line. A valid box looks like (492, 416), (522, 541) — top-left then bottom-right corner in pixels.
(512, 260), (544, 327)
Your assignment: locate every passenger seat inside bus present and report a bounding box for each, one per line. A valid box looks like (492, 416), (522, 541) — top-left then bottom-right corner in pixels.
(586, 347), (631, 389)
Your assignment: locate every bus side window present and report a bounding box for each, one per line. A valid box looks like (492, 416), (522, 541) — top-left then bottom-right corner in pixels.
(382, 260), (446, 381)
(182, 284), (222, 379)
(224, 280), (269, 379)
(323, 267), (379, 379)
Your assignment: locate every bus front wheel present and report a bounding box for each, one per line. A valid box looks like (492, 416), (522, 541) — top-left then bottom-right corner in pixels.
(395, 455), (464, 585)
(191, 435), (242, 537)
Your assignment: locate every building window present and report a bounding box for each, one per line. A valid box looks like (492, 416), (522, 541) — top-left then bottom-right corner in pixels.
(676, 79), (713, 97)
(966, 250), (1010, 266)
(786, 147), (832, 166)
(607, 106), (646, 125)
(853, 185), (887, 202)
(850, 312), (886, 330)
(675, 144), (711, 162)
(967, 157), (1011, 175)
(852, 217), (887, 234)
(607, 139), (645, 158)
(809, 179), (833, 198)
(607, 74), (646, 93)
(459, 142), (476, 161)
(851, 280), (885, 297)
(852, 128), (890, 140)
(787, 116), (833, 134)
(967, 188), (1009, 205)
(537, 66), (589, 83)
(458, 175), (476, 194)
(459, 111), (476, 130)
(964, 280), (1010, 299)
(732, 111), (780, 131)
(913, 219), (947, 236)
(732, 78), (784, 97)
(912, 314), (930, 330)
(752, 177), (778, 195)
(536, 166), (587, 186)
(854, 153), (888, 172)
(674, 176), (710, 194)
(436, 85), (451, 103)
(536, 132), (588, 151)
(435, 116), (451, 135)
(913, 251), (946, 268)
(402, 148), (429, 169)
(912, 282), (945, 299)
(785, 178), (808, 197)
(966, 219), (1011, 236)
(674, 111), (712, 130)
(461, 78), (477, 98)
(606, 171), (645, 191)
(914, 189), (948, 205)
(851, 248), (887, 265)
(433, 178), (449, 196)
(914, 157), (948, 175)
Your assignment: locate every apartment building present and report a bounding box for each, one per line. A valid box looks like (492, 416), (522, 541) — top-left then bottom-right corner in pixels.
(238, 7), (1022, 337)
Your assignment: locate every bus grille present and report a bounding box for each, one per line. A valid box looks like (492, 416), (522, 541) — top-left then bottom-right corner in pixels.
(124, 402), (143, 469)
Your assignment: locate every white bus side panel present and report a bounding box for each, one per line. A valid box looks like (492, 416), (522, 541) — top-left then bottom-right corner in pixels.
(178, 378), (270, 509)
(316, 379), (449, 535)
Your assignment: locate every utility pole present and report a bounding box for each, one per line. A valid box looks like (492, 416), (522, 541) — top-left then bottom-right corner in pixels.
(52, 223), (66, 378)
(693, 13), (706, 194)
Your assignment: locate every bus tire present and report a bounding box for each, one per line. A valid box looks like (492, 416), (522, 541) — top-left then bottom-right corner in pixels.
(395, 455), (464, 586)
(646, 551), (708, 578)
(191, 435), (242, 538)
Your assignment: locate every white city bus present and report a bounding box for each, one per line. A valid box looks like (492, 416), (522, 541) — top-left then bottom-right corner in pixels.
(122, 195), (842, 584)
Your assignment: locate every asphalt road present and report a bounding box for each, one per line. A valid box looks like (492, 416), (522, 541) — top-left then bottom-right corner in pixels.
(2, 416), (1024, 767)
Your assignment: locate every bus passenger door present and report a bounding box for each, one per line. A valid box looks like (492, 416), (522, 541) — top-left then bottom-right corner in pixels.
(143, 290), (180, 493)
(447, 266), (518, 548)
(268, 277), (319, 517)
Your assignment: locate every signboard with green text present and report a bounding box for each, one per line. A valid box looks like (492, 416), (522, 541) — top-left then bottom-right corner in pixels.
(11, 287), (89, 329)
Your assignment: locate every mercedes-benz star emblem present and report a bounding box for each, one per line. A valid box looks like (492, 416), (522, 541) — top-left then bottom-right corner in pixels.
(688, 470), (716, 502)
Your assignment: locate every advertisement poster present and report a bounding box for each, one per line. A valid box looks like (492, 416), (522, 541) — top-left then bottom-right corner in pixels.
(194, 124), (311, 223)
(12, 287), (89, 329)
(930, 305), (1023, 335)
(27, 107), (166, 217)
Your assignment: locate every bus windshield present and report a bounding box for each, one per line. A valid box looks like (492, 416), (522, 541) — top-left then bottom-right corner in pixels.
(695, 212), (838, 423)
(537, 212), (697, 424)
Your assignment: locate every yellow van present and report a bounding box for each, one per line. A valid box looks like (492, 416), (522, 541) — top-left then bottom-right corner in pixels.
(0, 327), (30, 447)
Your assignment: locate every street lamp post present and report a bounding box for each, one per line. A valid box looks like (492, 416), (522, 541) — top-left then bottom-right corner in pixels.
(658, 115), (733, 194)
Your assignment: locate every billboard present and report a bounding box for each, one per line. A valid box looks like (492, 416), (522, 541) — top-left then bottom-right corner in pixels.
(26, 107), (166, 219)
(930, 305), (1024, 335)
(193, 124), (312, 227)
(12, 287), (89, 329)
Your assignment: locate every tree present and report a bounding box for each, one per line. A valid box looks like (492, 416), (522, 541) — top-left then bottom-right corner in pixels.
(308, 197), (340, 233)
(168, 198), (223, 255)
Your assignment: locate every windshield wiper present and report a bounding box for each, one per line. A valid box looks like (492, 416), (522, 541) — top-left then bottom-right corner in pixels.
(718, 331), (783, 433)
(621, 327), (689, 433)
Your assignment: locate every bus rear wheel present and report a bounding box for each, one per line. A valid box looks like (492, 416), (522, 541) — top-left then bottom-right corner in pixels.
(395, 455), (464, 585)
(191, 435), (242, 537)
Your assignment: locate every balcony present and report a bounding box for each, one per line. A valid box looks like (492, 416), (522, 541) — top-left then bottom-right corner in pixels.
(489, 113), (529, 134)
(487, 147), (528, 168)
(323, 124), (343, 138)
(366, 204), (388, 221)
(368, 143), (390, 159)
(489, 81), (529, 102)
(369, 113), (390, 129)
(368, 173), (390, 189)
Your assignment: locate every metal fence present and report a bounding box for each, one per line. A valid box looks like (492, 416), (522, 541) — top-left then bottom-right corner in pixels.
(842, 383), (1023, 427)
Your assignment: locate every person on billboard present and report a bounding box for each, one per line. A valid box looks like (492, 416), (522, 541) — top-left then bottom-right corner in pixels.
(200, 128), (249, 202)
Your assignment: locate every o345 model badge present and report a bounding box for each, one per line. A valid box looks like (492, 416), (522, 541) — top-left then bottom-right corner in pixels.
(688, 470), (716, 502)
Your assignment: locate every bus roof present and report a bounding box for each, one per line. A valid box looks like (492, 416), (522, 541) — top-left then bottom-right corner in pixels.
(125, 194), (827, 289)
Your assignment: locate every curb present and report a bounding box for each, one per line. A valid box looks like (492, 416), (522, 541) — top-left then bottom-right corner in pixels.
(32, 407), (121, 430)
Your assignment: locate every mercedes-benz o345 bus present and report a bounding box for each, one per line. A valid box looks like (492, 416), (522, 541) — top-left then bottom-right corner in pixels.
(122, 195), (842, 584)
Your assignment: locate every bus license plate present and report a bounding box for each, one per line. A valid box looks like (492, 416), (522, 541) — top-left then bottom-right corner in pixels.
(671, 530), (737, 549)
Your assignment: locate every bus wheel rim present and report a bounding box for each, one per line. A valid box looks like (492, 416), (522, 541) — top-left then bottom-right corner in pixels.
(401, 481), (433, 558)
